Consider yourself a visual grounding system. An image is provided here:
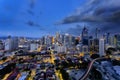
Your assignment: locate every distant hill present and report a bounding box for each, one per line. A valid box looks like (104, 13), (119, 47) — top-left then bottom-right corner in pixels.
(0, 36), (40, 40)
(0, 36), (7, 40)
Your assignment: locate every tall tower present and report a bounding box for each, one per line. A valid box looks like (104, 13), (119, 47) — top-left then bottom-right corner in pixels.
(95, 28), (100, 39)
(5, 36), (12, 51)
(56, 32), (61, 43)
(106, 33), (110, 44)
(64, 33), (70, 47)
(82, 27), (88, 45)
(82, 27), (88, 39)
(99, 38), (105, 56)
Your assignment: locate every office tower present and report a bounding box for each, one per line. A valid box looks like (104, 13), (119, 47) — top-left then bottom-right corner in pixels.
(109, 35), (115, 46)
(95, 28), (100, 39)
(41, 36), (46, 45)
(43, 35), (52, 46)
(44, 36), (47, 45)
(69, 35), (76, 46)
(30, 42), (39, 51)
(5, 37), (18, 51)
(88, 36), (94, 52)
(5, 36), (13, 51)
(99, 38), (105, 56)
(62, 34), (73, 47)
(103, 33), (107, 44)
(0, 40), (4, 50)
(61, 34), (65, 44)
(52, 36), (55, 44)
(116, 34), (120, 48)
(70, 36), (76, 46)
(56, 32), (60, 43)
(55, 32), (63, 45)
(13, 37), (18, 50)
(54, 44), (67, 53)
(46, 36), (52, 46)
(113, 35), (117, 47)
(82, 27), (88, 45)
(106, 33), (110, 44)
(94, 38), (99, 52)
(64, 33), (70, 47)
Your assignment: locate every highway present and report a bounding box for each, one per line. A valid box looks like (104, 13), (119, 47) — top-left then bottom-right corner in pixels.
(6, 68), (19, 80)
(79, 57), (105, 80)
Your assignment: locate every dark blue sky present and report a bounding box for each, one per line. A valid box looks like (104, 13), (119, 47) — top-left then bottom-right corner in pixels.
(1, 0), (120, 37)
(0, 0), (87, 37)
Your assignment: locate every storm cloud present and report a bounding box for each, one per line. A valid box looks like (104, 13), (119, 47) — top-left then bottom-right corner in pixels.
(61, 0), (120, 34)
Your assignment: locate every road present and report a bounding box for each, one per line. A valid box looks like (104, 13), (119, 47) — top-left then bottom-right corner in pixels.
(79, 57), (105, 80)
(6, 68), (19, 80)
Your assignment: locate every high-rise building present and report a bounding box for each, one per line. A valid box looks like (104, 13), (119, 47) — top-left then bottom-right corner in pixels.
(108, 35), (115, 46)
(52, 36), (55, 44)
(0, 40), (4, 50)
(5, 37), (18, 51)
(56, 32), (60, 42)
(95, 28), (100, 39)
(99, 38), (105, 56)
(106, 33), (110, 44)
(115, 34), (120, 48)
(113, 35), (117, 47)
(63, 34), (76, 47)
(69, 35), (76, 46)
(88, 36), (94, 52)
(5, 37), (12, 51)
(82, 27), (89, 45)
(64, 33), (70, 47)
(30, 42), (39, 51)
(61, 34), (65, 44)
(46, 36), (53, 46)
(41, 36), (46, 45)
(13, 37), (18, 49)
(94, 39), (99, 52)
(54, 44), (67, 53)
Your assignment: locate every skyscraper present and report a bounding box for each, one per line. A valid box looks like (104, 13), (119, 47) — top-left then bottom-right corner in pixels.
(0, 40), (4, 50)
(64, 33), (70, 47)
(13, 37), (18, 50)
(95, 28), (100, 39)
(5, 38), (12, 51)
(30, 42), (39, 51)
(82, 27), (88, 45)
(99, 38), (105, 56)
(106, 33), (110, 44)
(5, 37), (18, 51)
(56, 32), (60, 43)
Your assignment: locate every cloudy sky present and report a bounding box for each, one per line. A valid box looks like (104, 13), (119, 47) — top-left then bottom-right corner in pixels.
(0, 0), (120, 37)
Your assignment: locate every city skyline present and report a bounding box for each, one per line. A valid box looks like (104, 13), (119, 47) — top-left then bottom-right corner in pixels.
(1, 0), (120, 79)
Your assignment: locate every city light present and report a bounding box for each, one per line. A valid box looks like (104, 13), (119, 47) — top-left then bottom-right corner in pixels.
(0, 0), (120, 80)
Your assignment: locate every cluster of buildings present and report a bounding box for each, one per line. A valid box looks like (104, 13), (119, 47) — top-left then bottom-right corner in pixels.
(0, 27), (120, 56)
(0, 27), (120, 80)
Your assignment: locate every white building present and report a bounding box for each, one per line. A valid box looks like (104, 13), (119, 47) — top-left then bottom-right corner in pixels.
(5, 38), (13, 51)
(30, 43), (39, 51)
(99, 38), (105, 56)
(0, 40), (4, 50)
(54, 44), (67, 53)
(5, 37), (18, 51)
